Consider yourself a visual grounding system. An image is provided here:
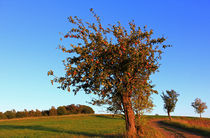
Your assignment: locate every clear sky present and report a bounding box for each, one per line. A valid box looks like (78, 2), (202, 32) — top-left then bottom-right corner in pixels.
(0, 0), (210, 118)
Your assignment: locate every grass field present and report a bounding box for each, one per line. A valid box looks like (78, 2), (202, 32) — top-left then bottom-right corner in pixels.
(0, 114), (125, 137)
(0, 114), (209, 137)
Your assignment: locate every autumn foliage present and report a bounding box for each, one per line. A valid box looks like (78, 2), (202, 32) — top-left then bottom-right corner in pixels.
(161, 90), (179, 120)
(192, 98), (207, 118)
(48, 9), (170, 136)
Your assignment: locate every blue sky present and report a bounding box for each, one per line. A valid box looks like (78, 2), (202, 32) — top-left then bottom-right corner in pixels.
(0, 0), (210, 117)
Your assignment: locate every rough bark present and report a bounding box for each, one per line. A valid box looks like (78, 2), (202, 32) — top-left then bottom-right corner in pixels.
(122, 94), (137, 137)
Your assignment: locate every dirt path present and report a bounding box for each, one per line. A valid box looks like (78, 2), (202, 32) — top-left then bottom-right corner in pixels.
(150, 119), (207, 138)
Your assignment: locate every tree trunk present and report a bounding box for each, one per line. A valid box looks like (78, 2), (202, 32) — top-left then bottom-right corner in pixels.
(122, 94), (137, 137)
(168, 111), (172, 120)
(200, 113), (201, 118)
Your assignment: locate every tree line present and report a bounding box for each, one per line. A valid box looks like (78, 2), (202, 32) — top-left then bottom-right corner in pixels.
(0, 104), (94, 119)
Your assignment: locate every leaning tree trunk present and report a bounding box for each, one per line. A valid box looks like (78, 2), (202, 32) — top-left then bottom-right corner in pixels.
(168, 111), (172, 120)
(122, 93), (137, 137)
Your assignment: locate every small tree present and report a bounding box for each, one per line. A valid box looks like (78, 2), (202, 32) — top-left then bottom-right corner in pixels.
(191, 98), (207, 118)
(48, 9), (170, 136)
(161, 90), (179, 120)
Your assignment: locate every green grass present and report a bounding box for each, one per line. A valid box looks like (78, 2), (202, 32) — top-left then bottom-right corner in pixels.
(1, 114), (208, 137)
(0, 114), (125, 137)
(161, 119), (210, 137)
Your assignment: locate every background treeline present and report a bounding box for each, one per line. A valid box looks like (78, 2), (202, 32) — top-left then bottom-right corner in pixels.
(0, 104), (94, 119)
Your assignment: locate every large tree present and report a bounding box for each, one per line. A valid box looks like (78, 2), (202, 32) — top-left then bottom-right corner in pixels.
(48, 9), (170, 137)
(161, 90), (179, 120)
(191, 98), (207, 118)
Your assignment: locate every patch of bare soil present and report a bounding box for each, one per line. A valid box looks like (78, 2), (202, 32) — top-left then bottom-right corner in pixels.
(150, 119), (207, 138)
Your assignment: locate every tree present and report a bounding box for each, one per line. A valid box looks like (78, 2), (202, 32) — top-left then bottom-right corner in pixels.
(49, 106), (57, 116)
(78, 105), (95, 114)
(57, 106), (67, 115)
(161, 90), (179, 120)
(35, 109), (42, 117)
(4, 110), (16, 119)
(16, 111), (26, 118)
(65, 104), (79, 114)
(48, 9), (169, 136)
(0, 112), (7, 119)
(191, 98), (207, 118)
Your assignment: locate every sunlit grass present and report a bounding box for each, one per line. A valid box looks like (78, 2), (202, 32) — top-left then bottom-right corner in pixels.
(161, 118), (210, 137)
(0, 114), (125, 137)
(0, 114), (208, 137)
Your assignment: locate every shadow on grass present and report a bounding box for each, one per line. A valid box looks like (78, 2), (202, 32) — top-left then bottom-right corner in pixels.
(158, 121), (210, 137)
(94, 115), (124, 120)
(0, 125), (123, 138)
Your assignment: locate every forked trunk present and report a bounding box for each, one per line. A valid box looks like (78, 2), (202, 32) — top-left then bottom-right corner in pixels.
(122, 94), (137, 137)
(168, 111), (172, 120)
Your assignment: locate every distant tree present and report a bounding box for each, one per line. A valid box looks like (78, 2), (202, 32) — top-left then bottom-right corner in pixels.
(4, 110), (16, 119)
(16, 111), (26, 118)
(29, 110), (35, 117)
(78, 105), (94, 114)
(42, 110), (49, 116)
(57, 106), (67, 115)
(191, 98), (207, 118)
(161, 90), (179, 120)
(48, 9), (170, 137)
(49, 106), (57, 116)
(0, 112), (7, 119)
(35, 109), (42, 117)
(65, 104), (79, 114)
(24, 109), (29, 117)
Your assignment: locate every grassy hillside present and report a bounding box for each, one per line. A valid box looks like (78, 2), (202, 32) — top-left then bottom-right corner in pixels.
(0, 114), (125, 137)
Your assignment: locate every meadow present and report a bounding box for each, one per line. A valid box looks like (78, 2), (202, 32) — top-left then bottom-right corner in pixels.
(0, 114), (125, 137)
(0, 114), (209, 137)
